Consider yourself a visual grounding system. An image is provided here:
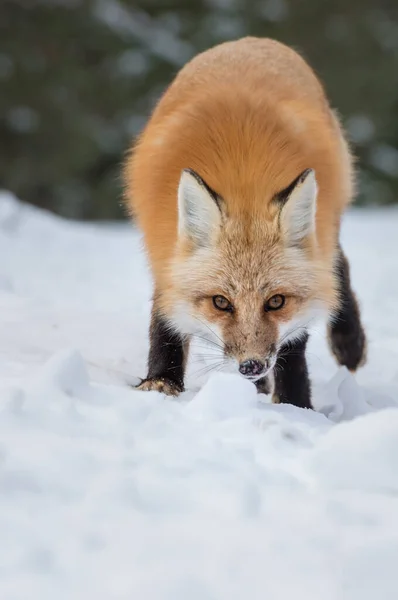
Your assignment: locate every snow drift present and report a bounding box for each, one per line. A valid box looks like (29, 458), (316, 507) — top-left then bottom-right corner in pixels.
(1, 191), (398, 600)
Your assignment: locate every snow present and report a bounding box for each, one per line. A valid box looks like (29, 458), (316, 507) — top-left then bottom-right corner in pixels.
(1, 190), (398, 599)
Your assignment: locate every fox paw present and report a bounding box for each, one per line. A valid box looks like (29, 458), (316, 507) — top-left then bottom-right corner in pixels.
(272, 393), (280, 404)
(136, 377), (183, 397)
(328, 325), (367, 373)
(255, 376), (271, 395)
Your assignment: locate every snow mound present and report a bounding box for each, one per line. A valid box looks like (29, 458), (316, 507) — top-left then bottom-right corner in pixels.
(308, 408), (398, 493)
(1, 192), (398, 599)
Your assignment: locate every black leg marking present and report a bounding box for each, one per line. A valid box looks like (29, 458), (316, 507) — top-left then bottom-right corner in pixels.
(328, 246), (367, 371)
(137, 302), (188, 396)
(273, 333), (312, 409)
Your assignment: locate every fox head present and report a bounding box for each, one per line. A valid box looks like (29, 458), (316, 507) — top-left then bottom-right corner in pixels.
(167, 168), (336, 381)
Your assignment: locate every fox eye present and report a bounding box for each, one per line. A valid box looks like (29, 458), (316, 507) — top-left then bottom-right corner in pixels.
(264, 294), (285, 311)
(213, 295), (233, 312)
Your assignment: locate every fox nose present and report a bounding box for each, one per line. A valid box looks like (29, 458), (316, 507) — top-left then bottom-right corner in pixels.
(239, 359), (265, 377)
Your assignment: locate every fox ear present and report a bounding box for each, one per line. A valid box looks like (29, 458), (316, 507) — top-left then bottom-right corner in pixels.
(178, 169), (222, 246)
(279, 169), (317, 246)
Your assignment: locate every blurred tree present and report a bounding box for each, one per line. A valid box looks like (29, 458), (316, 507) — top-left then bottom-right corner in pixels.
(0, 0), (397, 219)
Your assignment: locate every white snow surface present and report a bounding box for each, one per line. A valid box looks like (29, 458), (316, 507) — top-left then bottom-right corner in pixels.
(1, 191), (398, 599)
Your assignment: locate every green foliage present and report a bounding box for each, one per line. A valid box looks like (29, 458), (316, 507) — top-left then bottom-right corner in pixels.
(1, 0), (398, 219)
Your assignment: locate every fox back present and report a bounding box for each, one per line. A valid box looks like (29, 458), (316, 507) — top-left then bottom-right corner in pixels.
(125, 37), (356, 374)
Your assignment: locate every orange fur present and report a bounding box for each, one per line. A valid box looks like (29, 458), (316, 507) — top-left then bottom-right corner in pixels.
(124, 36), (356, 371)
(125, 37), (353, 275)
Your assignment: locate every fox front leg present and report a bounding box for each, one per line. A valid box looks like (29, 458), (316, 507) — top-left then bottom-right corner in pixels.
(272, 333), (313, 409)
(137, 302), (188, 396)
(327, 246), (367, 372)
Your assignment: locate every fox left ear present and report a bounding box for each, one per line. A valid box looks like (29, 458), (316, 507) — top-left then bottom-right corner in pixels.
(178, 169), (222, 247)
(278, 169), (317, 246)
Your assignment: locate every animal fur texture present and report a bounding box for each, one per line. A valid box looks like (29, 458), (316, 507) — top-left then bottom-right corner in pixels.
(124, 37), (366, 407)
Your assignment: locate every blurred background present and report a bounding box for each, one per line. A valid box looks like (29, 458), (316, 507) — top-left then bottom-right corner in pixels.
(1, 0), (398, 220)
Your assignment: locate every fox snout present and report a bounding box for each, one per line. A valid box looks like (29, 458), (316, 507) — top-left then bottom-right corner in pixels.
(236, 344), (278, 380)
(239, 358), (266, 377)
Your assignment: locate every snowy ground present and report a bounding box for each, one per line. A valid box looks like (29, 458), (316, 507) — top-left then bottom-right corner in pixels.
(1, 191), (398, 600)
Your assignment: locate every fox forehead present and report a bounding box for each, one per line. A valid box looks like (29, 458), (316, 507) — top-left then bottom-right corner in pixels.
(172, 235), (316, 298)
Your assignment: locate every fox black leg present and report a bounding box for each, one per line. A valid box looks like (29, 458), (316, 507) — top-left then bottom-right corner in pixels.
(137, 302), (188, 397)
(272, 333), (313, 409)
(328, 246), (367, 371)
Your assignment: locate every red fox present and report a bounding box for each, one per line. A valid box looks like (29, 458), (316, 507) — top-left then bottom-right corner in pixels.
(124, 37), (366, 408)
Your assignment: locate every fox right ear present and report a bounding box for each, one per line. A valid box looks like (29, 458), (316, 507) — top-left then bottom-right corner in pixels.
(178, 169), (222, 247)
(278, 168), (317, 247)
